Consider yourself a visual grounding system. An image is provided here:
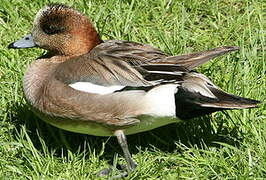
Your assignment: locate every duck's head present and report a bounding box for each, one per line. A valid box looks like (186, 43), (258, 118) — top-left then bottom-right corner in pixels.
(8, 4), (102, 56)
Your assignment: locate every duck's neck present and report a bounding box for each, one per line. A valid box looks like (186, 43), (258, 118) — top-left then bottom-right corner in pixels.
(23, 56), (70, 107)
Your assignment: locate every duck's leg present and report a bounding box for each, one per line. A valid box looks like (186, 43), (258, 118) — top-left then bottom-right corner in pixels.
(97, 130), (137, 178)
(114, 130), (137, 172)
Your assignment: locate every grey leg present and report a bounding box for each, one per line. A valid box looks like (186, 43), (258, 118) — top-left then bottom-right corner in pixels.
(114, 130), (137, 172)
(97, 130), (137, 178)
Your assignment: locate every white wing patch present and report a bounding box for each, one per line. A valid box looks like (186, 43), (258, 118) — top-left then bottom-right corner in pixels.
(69, 82), (125, 95)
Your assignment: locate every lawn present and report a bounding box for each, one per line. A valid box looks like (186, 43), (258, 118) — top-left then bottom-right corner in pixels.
(0, 0), (265, 179)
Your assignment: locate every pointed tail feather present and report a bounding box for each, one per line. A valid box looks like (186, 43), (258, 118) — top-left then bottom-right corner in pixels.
(175, 87), (260, 120)
(202, 87), (260, 109)
(150, 46), (240, 70)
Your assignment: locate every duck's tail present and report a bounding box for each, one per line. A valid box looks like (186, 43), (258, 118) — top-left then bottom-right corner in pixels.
(174, 79), (260, 120)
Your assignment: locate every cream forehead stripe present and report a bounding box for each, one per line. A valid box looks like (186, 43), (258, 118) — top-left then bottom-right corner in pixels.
(34, 6), (50, 25)
(34, 5), (82, 25)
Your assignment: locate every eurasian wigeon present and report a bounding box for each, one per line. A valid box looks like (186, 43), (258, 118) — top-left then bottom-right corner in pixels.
(8, 4), (260, 177)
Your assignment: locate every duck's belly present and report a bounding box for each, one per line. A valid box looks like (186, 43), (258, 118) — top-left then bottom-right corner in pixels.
(125, 115), (180, 135)
(33, 109), (180, 136)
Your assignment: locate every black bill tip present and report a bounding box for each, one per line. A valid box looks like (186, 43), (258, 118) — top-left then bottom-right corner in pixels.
(8, 42), (16, 49)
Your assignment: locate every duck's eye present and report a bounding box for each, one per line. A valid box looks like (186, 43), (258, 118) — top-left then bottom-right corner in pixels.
(42, 24), (65, 35)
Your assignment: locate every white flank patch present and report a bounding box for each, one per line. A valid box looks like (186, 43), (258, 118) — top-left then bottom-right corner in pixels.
(144, 84), (178, 117)
(69, 82), (125, 95)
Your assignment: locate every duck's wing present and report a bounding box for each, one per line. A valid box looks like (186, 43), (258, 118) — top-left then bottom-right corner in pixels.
(98, 40), (240, 70)
(94, 40), (168, 66)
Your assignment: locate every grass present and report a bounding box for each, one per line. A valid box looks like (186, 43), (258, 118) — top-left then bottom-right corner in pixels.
(0, 0), (265, 179)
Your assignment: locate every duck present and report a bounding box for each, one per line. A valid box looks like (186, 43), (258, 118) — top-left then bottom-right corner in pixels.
(8, 4), (260, 177)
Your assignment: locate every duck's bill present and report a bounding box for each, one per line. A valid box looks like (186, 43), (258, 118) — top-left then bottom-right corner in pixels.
(8, 34), (37, 49)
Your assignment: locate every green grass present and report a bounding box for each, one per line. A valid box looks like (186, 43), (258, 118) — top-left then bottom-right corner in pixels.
(0, 0), (265, 179)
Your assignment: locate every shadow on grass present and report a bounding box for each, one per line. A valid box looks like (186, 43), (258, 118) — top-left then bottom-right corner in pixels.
(7, 101), (244, 163)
